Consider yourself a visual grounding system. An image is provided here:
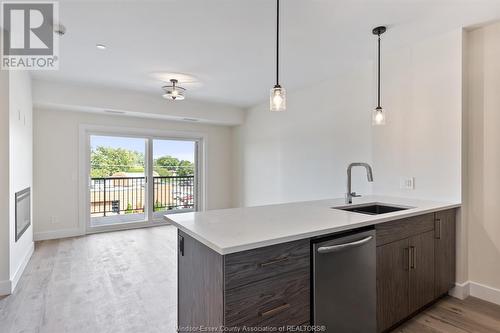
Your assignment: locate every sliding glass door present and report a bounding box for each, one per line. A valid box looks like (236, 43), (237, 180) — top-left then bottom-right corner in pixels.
(152, 139), (197, 220)
(88, 134), (198, 229)
(90, 135), (147, 227)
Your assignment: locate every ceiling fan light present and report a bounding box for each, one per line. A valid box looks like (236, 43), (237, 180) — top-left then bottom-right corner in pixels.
(162, 90), (185, 100)
(162, 79), (186, 101)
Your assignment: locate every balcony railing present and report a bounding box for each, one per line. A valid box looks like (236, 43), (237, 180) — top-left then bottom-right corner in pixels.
(90, 176), (195, 217)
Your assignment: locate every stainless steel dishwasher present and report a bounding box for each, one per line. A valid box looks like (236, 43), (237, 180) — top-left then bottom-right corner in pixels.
(313, 228), (376, 332)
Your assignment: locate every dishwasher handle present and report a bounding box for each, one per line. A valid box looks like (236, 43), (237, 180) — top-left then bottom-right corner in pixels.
(317, 235), (374, 254)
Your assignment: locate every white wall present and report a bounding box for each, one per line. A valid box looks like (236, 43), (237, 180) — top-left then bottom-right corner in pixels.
(33, 108), (235, 239)
(33, 80), (245, 126)
(0, 70), (34, 295)
(0, 64), (10, 293)
(369, 29), (465, 286)
(233, 63), (374, 207)
(235, 30), (463, 208)
(465, 22), (500, 294)
(8, 71), (34, 290)
(371, 29), (463, 203)
(233, 29), (466, 291)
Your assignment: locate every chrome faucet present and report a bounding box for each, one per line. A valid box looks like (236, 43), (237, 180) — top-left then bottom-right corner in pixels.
(346, 162), (374, 204)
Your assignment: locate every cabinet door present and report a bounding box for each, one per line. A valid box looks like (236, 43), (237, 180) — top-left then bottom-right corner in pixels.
(409, 231), (435, 314)
(435, 210), (456, 297)
(178, 231), (224, 329)
(377, 238), (409, 332)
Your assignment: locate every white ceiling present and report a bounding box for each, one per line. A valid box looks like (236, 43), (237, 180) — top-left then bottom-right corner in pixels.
(32, 0), (500, 108)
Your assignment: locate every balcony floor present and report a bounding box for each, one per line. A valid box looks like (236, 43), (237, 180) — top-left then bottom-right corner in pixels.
(91, 213), (146, 227)
(90, 209), (193, 227)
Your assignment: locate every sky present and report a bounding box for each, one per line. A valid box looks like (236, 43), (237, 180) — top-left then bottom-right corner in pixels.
(90, 135), (195, 162)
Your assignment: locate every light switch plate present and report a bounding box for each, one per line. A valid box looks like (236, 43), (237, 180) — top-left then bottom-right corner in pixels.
(400, 177), (415, 190)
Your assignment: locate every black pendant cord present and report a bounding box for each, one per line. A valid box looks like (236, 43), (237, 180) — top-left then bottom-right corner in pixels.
(276, 0), (280, 87)
(377, 34), (381, 108)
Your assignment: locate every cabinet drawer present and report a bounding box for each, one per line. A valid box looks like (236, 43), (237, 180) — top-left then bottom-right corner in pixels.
(224, 239), (310, 290)
(376, 213), (434, 246)
(224, 269), (310, 328)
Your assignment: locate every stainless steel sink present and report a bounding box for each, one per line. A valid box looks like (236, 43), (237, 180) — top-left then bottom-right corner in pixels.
(333, 203), (411, 215)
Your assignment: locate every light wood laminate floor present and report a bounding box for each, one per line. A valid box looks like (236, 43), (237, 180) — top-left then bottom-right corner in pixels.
(393, 296), (500, 333)
(1, 226), (499, 333)
(0, 226), (177, 333)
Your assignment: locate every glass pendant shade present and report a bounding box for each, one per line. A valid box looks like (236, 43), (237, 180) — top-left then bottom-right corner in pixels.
(372, 106), (386, 125)
(270, 0), (286, 112)
(372, 26), (387, 126)
(270, 85), (286, 112)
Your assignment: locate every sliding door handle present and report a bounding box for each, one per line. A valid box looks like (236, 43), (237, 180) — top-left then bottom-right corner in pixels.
(317, 236), (373, 254)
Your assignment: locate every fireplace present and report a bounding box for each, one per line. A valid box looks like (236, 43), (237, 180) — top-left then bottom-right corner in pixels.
(15, 187), (31, 241)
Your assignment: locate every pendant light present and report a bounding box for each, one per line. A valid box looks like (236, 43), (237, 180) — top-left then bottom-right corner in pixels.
(162, 79), (186, 100)
(372, 26), (387, 125)
(270, 0), (286, 112)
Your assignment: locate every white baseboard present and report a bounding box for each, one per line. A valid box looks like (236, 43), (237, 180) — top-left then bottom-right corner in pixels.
(0, 279), (11, 296)
(34, 228), (84, 241)
(469, 281), (500, 306)
(450, 280), (500, 306)
(449, 281), (470, 300)
(10, 242), (35, 293)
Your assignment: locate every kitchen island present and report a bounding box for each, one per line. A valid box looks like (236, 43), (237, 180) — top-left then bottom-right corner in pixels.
(165, 195), (460, 332)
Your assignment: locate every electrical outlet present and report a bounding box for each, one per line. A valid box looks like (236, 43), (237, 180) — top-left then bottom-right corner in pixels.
(50, 216), (58, 224)
(400, 177), (415, 190)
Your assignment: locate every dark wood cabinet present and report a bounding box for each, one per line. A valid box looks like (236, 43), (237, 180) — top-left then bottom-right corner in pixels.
(376, 238), (409, 332)
(224, 238), (310, 290)
(375, 213), (435, 247)
(178, 231), (310, 331)
(435, 209), (456, 297)
(409, 230), (435, 313)
(178, 208), (456, 332)
(225, 269), (310, 327)
(375, 209), (456, 332)
(178, 232), (224, 329)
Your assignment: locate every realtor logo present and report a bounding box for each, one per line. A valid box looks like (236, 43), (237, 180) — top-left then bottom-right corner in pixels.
(1, 1), (59, 70)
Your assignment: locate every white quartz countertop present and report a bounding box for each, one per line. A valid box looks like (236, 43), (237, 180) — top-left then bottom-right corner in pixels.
(164, 195), (460, 255)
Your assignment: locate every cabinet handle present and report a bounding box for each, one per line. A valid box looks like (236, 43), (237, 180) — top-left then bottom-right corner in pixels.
(410, 246), (416, 269)
(259, 303), (290, 317)
(178, 235), (184, 257)
(435, 218), (442, 239)
(260, 257), (289, 268)
(404, 247), (410, 271)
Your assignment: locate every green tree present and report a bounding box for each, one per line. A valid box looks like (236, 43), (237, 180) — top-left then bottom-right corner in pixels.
(177, 160), (194, 176)
(154, 155), (194, 176)
(125, 203), (133, 214)
(91, 147), (144, 177)
(154, 200), (164, 212)
(154, 155), (178, 176)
